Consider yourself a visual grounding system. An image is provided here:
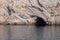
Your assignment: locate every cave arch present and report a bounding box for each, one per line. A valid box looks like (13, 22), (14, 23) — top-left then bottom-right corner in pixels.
(35, 17), (47, 26)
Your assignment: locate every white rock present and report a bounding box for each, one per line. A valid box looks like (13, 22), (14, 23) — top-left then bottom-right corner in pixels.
(0, 0), (60, 25)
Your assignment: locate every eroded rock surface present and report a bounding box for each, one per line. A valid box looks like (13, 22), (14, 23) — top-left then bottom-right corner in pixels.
(0, 0), (60, 25)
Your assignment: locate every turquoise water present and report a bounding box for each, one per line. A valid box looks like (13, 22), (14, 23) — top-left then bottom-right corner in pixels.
(0, 25), (60, 40)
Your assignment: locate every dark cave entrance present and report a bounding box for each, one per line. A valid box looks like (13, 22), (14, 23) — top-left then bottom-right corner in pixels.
(35, 17), (47, 27)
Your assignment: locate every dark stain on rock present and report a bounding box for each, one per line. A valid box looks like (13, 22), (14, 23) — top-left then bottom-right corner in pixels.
(37, 0), (44, 7)
(7, 6), (11, 15)
(55, 2), (60, 8)
(11, 8), (15, 13)
(7, 6), (15, 16)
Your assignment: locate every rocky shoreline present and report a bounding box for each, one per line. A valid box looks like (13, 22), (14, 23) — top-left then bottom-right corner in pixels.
(0, 0), (60, 25)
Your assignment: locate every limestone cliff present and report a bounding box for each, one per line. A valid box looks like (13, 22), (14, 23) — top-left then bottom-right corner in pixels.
(0, 0), (60, 25)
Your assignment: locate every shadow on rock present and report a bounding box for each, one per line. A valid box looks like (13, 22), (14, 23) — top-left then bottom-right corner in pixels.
(35, 17), (47, 27)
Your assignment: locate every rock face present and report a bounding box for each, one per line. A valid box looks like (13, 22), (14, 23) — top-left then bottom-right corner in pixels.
(0, 0), (60, 25)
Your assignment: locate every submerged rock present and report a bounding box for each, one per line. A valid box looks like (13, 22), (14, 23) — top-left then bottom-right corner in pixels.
(0, 0), (60, 25)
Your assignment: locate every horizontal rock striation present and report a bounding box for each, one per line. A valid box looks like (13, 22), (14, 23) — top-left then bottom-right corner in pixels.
(0, 0), (60, 25)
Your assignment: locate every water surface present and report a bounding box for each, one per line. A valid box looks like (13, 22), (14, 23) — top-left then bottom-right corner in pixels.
(0, 25), (60, 40)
